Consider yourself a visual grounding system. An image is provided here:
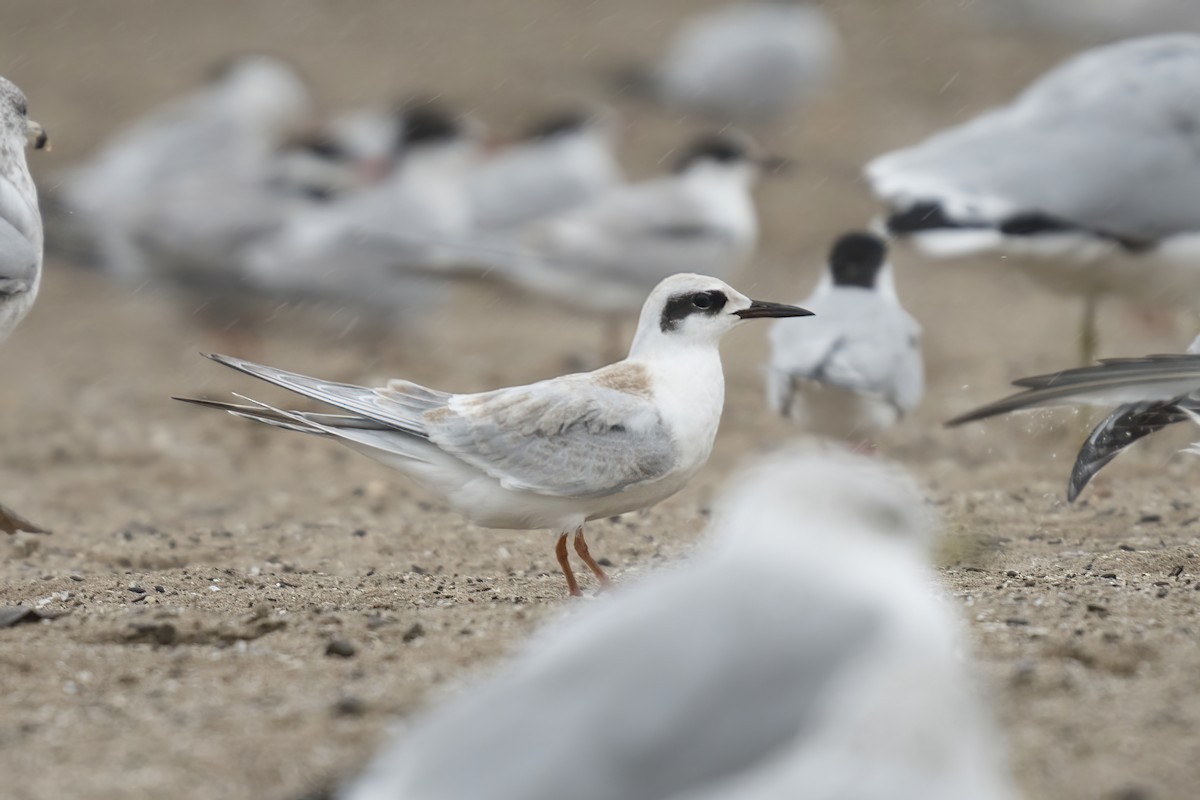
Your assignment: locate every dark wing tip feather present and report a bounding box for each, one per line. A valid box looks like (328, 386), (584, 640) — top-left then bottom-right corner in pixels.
(944, 391), (1037, 426)
(1066, 401), (1188, 502)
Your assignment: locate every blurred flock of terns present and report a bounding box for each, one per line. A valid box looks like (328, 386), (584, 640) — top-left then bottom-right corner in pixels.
(5, 1), (1200, 797)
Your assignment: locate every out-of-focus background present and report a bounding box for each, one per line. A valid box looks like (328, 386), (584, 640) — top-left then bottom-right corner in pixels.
(1, 2), (1199, 799)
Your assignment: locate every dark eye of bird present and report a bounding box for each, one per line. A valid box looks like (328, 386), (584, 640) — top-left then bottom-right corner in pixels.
(660, 289), (729, 331)
(15, 100), (26, 117)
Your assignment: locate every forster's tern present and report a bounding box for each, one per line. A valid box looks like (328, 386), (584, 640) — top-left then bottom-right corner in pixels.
(243, 101), (479, 327)
(459, 132), (769, 321)
(57, 55), (311, 282)
(0, 76), (49, 535)
(337, 446), (1016, 800)
(767, 232), (923, 441)
(949, 334), (1200, 501)
(177, 274), (813, 596)
(624, 1), (840, 128)
(867, 34), (1200, 364)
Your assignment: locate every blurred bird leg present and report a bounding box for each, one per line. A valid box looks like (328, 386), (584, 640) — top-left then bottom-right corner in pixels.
(0, 502), (48, 535)
(573, 527), (612, 590)
(555, 531), (581, 597)
(1080, 293), (1099, 366)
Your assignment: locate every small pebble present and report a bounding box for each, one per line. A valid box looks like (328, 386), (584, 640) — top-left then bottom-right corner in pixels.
(333, 696), (367, 716)
(325, 640), (357, 658)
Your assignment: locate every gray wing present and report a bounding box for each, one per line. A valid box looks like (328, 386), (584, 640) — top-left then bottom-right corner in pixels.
(0, 216), (38, 295)
(201, 354), (677, 499)
(947, 354), (1200, 425)
(341, 561), (881, 800)
(427, 378), (678, 498)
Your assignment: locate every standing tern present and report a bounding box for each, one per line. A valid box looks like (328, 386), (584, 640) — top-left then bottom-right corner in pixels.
(337, 445), (1016, 800)
(949, 335), (1200, 501)
(767, 232), (923, 442)
(453, 132), (773, 359)
(868, 34), (1200, 364)
(0, 76), (50, 534)
(176, 274), (812, 596)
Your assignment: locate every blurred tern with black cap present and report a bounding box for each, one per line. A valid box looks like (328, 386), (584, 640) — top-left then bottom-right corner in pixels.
(450, 131), (781, 355)
(767, 231), (923, 443)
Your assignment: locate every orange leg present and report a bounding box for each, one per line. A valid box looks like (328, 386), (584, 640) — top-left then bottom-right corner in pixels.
(555, 532), (581, 597)
(573, 527), (612, 590)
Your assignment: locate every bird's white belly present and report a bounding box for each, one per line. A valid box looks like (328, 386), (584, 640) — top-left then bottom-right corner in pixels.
(357, 440), (698, 533)
(444, 467), (697, 532)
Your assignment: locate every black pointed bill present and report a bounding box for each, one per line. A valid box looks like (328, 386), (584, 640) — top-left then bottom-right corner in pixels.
(734, 300), (814, 320)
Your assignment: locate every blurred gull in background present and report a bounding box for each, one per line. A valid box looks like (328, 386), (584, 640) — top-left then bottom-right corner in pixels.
(336, 445), (1017, 800)
(176, 274), (812, 596)
(0, 76), (50, 534)
(949, 334), (1200, 502)
(55, 55), (312, 282)
(621, 0), (840, 129)
(767, 231), (923, 444)
(868, 34), (1200, 364)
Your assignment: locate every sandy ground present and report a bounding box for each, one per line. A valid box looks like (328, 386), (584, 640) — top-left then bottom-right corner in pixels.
(1, 1), (1198, 798)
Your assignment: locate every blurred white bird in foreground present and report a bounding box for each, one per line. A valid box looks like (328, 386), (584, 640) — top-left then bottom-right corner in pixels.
(243, 101), (479, 329)
(626, 1), (840, 128)
(466, 108), (623, 231)
(868, 34), (1200, 364)
(337, 445), (1016, 800)
(177, 274), (812, 596)
(56, 55), (311, 281)
(949, 334), (1200, 502)
(768, 232), (923, 442)
(979, 0), (1200, 40)
(456, 132), (771, 357)
(0, 76), (50, 534)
